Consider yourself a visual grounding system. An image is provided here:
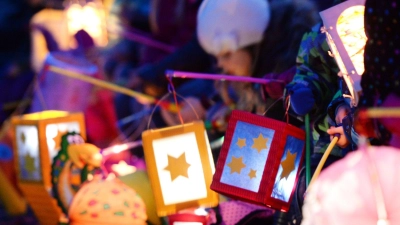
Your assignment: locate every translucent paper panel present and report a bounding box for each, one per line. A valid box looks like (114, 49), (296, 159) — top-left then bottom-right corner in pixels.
(16, 125), (41, 181)
(46, 122), (81, 163)
(152, 132), (207, 205)
(337, 5), (367, 76)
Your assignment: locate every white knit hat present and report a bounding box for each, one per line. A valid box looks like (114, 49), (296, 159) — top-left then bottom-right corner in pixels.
(197, 0), (270, 56)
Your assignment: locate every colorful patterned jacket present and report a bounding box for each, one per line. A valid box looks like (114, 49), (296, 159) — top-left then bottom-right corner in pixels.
(286, 23), (351, 156)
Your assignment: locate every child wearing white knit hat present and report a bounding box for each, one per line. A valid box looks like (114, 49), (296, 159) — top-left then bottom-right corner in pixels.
(197, 0), (318, 125)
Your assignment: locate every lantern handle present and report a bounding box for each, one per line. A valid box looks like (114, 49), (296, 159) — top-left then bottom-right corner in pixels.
(321, 26), (358, 107)
(146, 92), (201, 130)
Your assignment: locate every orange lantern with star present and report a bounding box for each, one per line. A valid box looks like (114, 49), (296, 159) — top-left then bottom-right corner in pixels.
(211, 110), (305, 212)
(142, 121), (219, 216)
(10, 110), (85, 225)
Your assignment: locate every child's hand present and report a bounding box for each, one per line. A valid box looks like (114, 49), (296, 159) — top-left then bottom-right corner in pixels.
(327, 126), (350, 148)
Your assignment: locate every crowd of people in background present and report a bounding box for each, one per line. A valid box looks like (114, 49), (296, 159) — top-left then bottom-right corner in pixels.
(1, 0), (399, 224)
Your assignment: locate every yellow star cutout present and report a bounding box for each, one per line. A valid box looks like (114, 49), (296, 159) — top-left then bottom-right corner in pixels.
(280, 150), (297, 180)
(236, 138), (246, 148)
(227, 156), (246, 174)
(53, 130), (67, 150)
(251, 133), (268, 153)
(248, 169), (257, 179)
(24, 153), (36, 174)
(164, 152), (191, 181)
(20, 132), (26, 144)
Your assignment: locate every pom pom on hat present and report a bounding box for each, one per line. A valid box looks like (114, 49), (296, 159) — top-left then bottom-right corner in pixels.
(197, 0), (270, 56)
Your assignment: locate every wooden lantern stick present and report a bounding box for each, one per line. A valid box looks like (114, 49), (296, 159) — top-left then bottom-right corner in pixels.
(366, 107), (400, 118)
(308, 134), (340, 189)
(47, 65), (155, 104)
(166, 70), (285, 84)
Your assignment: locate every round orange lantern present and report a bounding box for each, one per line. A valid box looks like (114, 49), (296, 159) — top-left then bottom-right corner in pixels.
(69, 177), (147, 225)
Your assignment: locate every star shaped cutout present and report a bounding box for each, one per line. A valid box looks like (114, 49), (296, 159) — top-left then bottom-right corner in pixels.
(20, 132), (26, 144)
(227, 156), (246, 174)
(280, 150), (297, 180)
(164, 152), (191, 181)
(251, 133), (268, 153)
(236, 138), (246, 148)
(53, 130), (67, 150)
(248, 169), (257, 179)
(24, 153), (36, 174)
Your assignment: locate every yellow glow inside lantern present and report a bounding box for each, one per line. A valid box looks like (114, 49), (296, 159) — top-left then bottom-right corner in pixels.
(65, 0), (108, 46)
(337, 6), (367, 76)
(22, 110), (69, 120)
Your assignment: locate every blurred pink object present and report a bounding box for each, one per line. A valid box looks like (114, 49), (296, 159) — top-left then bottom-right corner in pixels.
(380, 93), (400, 148)
(30, 51), (97, 113)
(302, 145), (400, 225)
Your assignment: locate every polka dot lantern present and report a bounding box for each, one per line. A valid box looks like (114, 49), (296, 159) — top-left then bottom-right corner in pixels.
(69, 177), (147, 225)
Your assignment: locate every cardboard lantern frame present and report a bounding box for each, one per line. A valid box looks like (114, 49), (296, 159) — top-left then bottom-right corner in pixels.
(211, 110), (305, 212)
(320, 0), (366, 106)
(11, 110), (86, 225)
(142, 121), (218, 216)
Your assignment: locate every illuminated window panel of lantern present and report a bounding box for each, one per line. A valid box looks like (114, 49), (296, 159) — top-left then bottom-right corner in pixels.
(152, 132), (208, 205)
(270, 136), (304, 202)
(15, 125), (41, 181)
(337, 5), (367, 76)
(65, 0), (108, 47)
(46, 122), (81, 164)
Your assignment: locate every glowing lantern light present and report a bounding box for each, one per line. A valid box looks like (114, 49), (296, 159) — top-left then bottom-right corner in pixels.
(11, 110), (86, 225)
(65, 0), (108, 47)
(142, 121), (219, 216)
(320, 0), (367, 106)
(111, 160), (137, 176)
(211, 110), (305, 212)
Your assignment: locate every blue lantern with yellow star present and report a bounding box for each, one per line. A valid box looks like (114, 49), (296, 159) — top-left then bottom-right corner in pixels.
(211, 110), (305, 212)
(10, 110), (86, 225)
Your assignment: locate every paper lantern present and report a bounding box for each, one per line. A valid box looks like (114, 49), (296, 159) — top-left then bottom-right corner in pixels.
(320, 0), (366, 106)
(302, 146), (400, 225)
(65, 0), (108, 47)
(211, 110), (305, 212)
(119, 171), (161, 225)
(69, 177), (147, 225)
(11, 110), (85, 225)
(142, 121), (218, 216)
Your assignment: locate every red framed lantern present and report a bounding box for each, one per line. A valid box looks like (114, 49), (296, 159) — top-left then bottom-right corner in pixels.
(211, 110), (305, 211)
